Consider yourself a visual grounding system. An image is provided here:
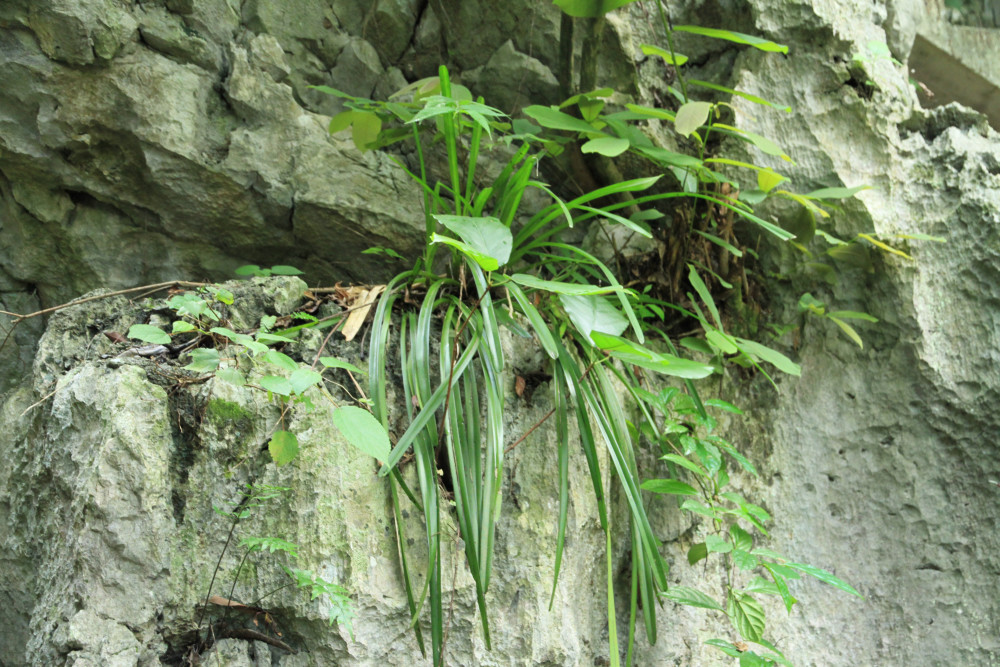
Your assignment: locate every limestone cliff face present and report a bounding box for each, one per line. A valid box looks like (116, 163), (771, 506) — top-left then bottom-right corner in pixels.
(1, 1), (998, 665)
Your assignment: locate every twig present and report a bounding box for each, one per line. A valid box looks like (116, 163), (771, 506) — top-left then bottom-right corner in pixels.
(0, 280), (208, 323)
(19, 388), (57, 418)
(217, 627), (297, 654)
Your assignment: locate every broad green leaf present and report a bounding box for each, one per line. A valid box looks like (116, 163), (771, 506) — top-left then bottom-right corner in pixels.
(553, 0), (639, 17)
(320, 357), (368, 374)
(730, 525), (753, 551)
(706, 534), (732, 553)
(265, 350), (299, 372)
(581, 136), (630, 157)
(128, 324), (170, 345)
(661, 453), (707, 476)
(560, 294), (628, 342)
(235, 264), (263, 276)
(333, 405), (391, 462)
(433, 214), (512, 268)
(289, 368), (323, 394)
(664, 586), (725, 611)
(256, 333), (295, 343)
(184, 348), (221, 373)
(706, 330), (738, 354)
(328, 110), (354, 134)
(268, 430), (299, 466)
(786, 562), (863, 597)
(640, 44), (688, 66)
(727, 591), (767, 642)
(431, 233), (500, 271)
(806, 184), (871, 200)
(681, 499), (719, 519)
(733, 337), (800, 376)
(674, 25), (789, 54)
(216, 367), (246, 386)
(706, 639), (743, 658)
(523, 105), (601, 133)
(213, 288), (234, 305)
(745, 577), (781, 595)
(688, 542), (709, 565)
(270, 265), (304, 276)
(589, 331), (715, 378)
(511, 274), (625, 296)
(260, 375), (293, 396)
(733, 549), (759, 571)
(351, 111), (381, 150)
(172, 320), (196, 333)
(704, 398), (743, 414)
(758, 168), (785, 193)
(210, 327), (268, 355)
(640, 479), (700, 496)
(674, 101), (713, 137)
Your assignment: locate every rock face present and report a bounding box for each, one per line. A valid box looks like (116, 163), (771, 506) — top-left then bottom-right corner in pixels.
(1, 0), (999, 665)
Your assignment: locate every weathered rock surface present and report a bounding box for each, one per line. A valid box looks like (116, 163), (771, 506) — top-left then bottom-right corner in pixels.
(1, 0), (999, 665)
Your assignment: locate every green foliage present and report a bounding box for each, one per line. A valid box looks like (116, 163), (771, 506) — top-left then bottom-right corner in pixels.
(302, 0), (913, 654)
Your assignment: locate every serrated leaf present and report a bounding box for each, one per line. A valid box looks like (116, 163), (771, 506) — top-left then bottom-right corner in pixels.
(289, 368), (322, 395)
(733, 549), (759, 571)
(184, 348), (221, 373)
(640, 478), (701, 496)
(260, 375), (293, 396)
(727, 591), (766, 642)
(319, 357), (367, 375)
(664, 586), (725, 611)
(216, 367), (246, 386)
(706, 534), (732, 553)
(786, 562), (863, 597)
(268, 430), (299, 466)
(333, 406), (391, 462)
(730, 525), (754, 551)
(265, 350), (299, 372)
(581, 136), (630, 157)
(681, 499), (719, 519)
(128, 324), (171, 345)
(675, 101), (713, 137)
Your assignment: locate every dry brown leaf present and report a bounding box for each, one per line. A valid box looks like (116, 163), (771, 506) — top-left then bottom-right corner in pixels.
(515, 375), (526, 397)
(341, 284), (385, 342)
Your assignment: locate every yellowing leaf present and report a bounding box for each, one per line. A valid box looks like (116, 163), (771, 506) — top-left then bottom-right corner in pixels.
(268, 430), (299, 466)
(757, 168), (786, 193)
(674, 101), (713, 137)
(857, 233), (913, 260)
